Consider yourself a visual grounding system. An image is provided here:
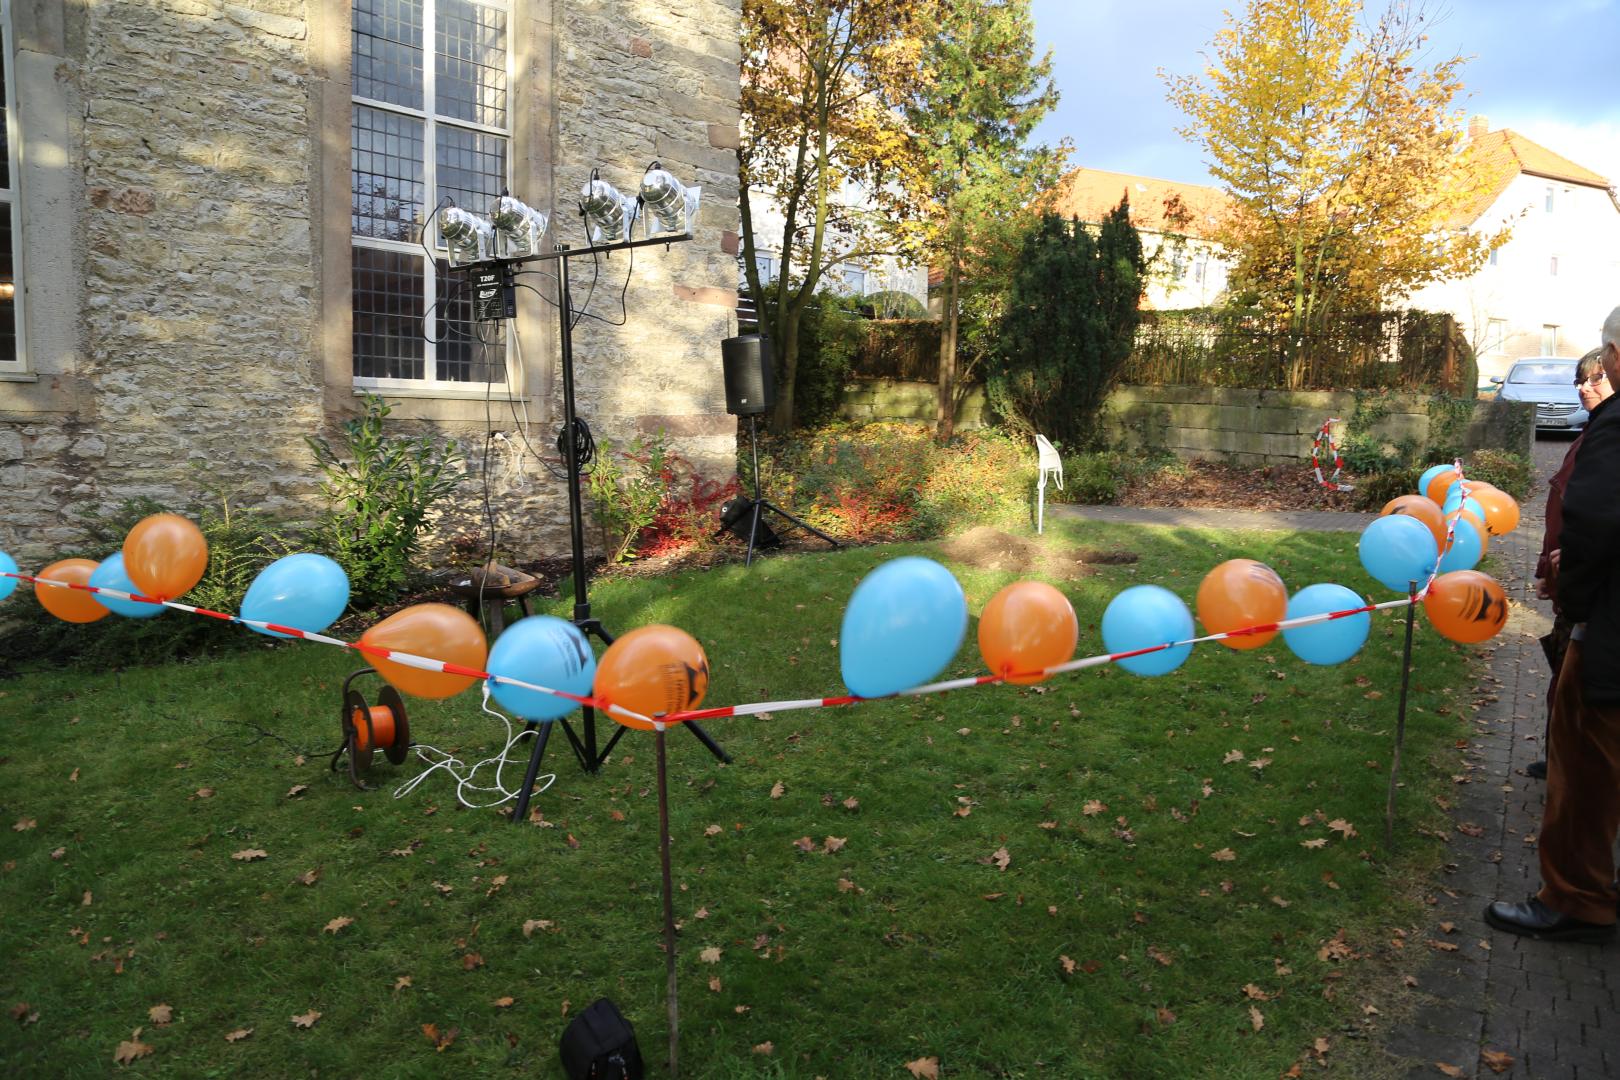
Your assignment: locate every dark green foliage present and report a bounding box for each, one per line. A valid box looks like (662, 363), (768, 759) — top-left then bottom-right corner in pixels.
(1056, 451), (1124, 504)
(1465, 449), (1533, 500)
(851, 318), (944, 381)
(755, 283), (865, 429)
(1353, 467), (1424, 511)
(986, 204), (1147, 447)
(306, 395), (463, 607)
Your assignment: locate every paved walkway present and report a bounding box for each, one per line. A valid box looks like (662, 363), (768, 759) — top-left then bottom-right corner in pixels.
(1056, 442), (1615, 1079)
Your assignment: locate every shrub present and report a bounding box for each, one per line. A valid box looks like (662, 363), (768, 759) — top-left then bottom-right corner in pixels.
(1465, 449), (1533, 500)
(638, 471), (739, 560)
(1058, 452), (1123, 505)
(1353, 467), (1423, 511)
(586, 432), (671, 563)
(307, 395), (463, 607)
(915, 429), (1031, 532)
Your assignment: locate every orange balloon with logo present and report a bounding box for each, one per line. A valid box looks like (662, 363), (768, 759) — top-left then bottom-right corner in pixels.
(1424, 468), (1460, 506)
(35, 559), (111, 624)
(1470, 485), (1520, 536)
(978, 580), (1079, 684)
(1446, 509), (1490, 556)
(1423, 570), (1508, 644)
(359, 603), (488, 700)
(593, 624), (709, 730)
(1381, 494), (1446, 549)
(122, 513), (209, 600)
(1196, 559), (1287, 649)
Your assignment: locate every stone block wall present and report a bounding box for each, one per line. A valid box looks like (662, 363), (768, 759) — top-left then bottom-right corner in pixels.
(0, 0), (743, 569)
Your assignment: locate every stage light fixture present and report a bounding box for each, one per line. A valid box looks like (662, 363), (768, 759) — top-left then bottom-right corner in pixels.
(579, 177), (639, 246)
(440, 206), (494, 267)
(639, 163), (701, 238)
(491, 195), (550, 260)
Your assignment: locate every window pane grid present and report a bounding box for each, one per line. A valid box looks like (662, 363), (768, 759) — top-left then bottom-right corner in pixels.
(352, 247), (426, 380)
(352, 0), (424, 109)
(435, 124), (506, 217)
(436, 274), (507, 382)
(436, 0), (507, 128)
(0, 208), (15, 365)
(351, 104), (426, 242)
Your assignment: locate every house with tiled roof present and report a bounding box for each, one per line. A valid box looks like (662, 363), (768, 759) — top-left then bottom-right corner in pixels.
(1044, 168), (1233, 310)
(1406, 117), (1620, 381)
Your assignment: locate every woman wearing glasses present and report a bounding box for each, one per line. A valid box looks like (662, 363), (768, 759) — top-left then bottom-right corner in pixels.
(1527, 348), (1612, 778)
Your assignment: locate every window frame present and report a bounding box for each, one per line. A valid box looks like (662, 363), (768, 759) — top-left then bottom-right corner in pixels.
(1482, 317), (1507, 355)
(350, 0), (514, 396)
(0, 0), (26, 376)
(1542, 324), (1559, 355)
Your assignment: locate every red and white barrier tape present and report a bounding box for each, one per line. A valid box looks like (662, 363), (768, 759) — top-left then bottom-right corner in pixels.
(1311, 418), (1351, 491)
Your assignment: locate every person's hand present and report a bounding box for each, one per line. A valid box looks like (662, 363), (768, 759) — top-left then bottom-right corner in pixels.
(1548, 549), (1561, 572)
(1536, 576), (1552, 600)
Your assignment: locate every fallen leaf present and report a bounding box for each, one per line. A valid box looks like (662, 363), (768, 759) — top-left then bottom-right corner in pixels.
(323, 916), (353, 935)
(50, 847), (66, 861)
(1457, 822), (1485, 838)
(990, 846), (1011, 870)
(1438, 921), (1456, 934)
(394, 975), (413, 992)
(432, 881), (453, 896)
(291, 1010), (321, 1029)
(486, 874), (509, 897)
(704, 824), (722, 837)
(286, 784), (308, 798)
(823, 836), (848, 853)
(1242, 984), (1271, 1001)
(793, 836), (818, 853)
(295, 868), (321, 887)
(1435, 1064), (1466, 1079)
(1480, 1050), (1514, 1074)
(388, 848), (414, 858)
(522, 919), (554, 937)
(753, 1041), (774, 1055)
(10, 1003), (39, 1025)
(69, 768), (80, 782)
(1249, 1005), (1264, 1032)
(492, 996), (514, 1008)
(114, 1037), (154, 1065)
(836, 878), (863, 894)
(1428, 940), (1459, 952)
(700, 947), (723, 964)
(462, 952), (484, 970)
(422, 1022), (458, 1052)
(1147, 945), (1174, 967)
(1248, 757), (1273, 770)
(231, 849), (268, 862)
(194, 788), (215, 799)
(1211, 848), (1236, 861)
(11, 818), (36, 832)
(1403, 976), (1418, 988)
(1326, 819), (1357, 840)
(1223, 749), (1244, 764)
(770, 781), (785, 799)
(608, 809), (625, 822)
(843, 797), (860, 810)
(565, 833), (580, 850)
(1301, 838), (1328, 850)
(1082, 799), (1107, 816)
(1313, 1036), (1330, 1056)
(148, 1004), (173, 1025)
(82, 891), (93, 906)
(708, 977), (722, 992)
(1155, 1007), (1177, 1026)
(905, 1057), (941, 1079)
(1059, 955), (1077, 975)
(224, 1028), (253, 1043)
(1270, 895), (1290, 908)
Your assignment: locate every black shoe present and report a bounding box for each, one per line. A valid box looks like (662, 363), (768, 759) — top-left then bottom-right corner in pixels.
(1483, 896), (1616, 943)
(1526, 759), (1548, 779)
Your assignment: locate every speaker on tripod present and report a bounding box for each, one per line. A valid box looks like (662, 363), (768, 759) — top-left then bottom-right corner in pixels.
(717, 335), (840, 566)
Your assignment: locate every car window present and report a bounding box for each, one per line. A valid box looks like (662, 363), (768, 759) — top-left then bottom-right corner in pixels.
(1507, 363), (1575, 384)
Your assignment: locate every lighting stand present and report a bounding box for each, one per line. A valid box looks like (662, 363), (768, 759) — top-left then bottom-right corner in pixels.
(730, 414), (841, 567)
(496, 236), (731, 826)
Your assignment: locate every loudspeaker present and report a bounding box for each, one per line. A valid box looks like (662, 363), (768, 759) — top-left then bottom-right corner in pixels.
(722, 334), (775, 416)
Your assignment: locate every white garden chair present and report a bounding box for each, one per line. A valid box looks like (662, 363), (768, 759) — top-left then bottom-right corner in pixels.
(1035, 434), (1063, 534)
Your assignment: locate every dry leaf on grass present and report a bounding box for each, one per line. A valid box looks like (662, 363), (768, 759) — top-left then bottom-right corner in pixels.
(1241, 984), (1271, 1001)
(1210, 848), (1237, 861)
(148, 1004), (173, 1025)
(905, 1057), (941, 1079)
(1082, 799), (1107, 816)
(231, 849), (268, 862)
(323, 916), (353, 935)
(394, 976), (412, 992)
(492, 996), (515, 1009)
(194, 788), (215, 799)
(824, 836), (847, 853)
(792, 837), (818, 854)
(462, 952), (484, 971)
(704, 824), (723, 837)
(1223, 749), (1244, 764)
(988, 846), (1011, 871)
(699, 947), (723, 964)
(708, 977), (722, 992)
(1326, 819), (1357, 839)
(114, 1036), (154, 1065)
(286, 784), (308, 798)
(522, 919), (555, 937)
(843, 797), (860, 810)
(10, 1003), (39, 1025)
(1146, 946), (1174, 967)
(1155, 1007), (1177, 1026)
(1480, 1049), (1514, 1074)
(422, 1022), (458, 1052)
(1059, 955), (1077, 975)
(752, 1041), (774, 1055)
(769, 781), (785, 799)
(223, 1028), (253, 1043)
(295, 868), (321, 887)
(1434, 1064), (1465, 1079)
(1249, 1005), (1264, 1032)
(1300, 838), (1328, 850)
(290, 1010), (321, 1029)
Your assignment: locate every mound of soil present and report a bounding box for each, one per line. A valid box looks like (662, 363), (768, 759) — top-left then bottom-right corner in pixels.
(938, 526), (1137, 581)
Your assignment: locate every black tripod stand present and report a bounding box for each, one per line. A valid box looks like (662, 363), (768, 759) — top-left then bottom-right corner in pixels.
(507, 238), (731, 825)
(724, 414), (841, 567)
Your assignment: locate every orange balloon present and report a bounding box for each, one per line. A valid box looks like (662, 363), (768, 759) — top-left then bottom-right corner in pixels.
(978, 581), (1079, 684)
(1446, 509), (1490, 556)
(123, 513), (208, 600)
(35, 559), (111, 624)
(1470, 486), (1520, 536)
(593, 624), (709, 730)
(360, 603), (488, 700)
(1196, 559), (1287, 650)
(1423, 570), (1508, 644)
(1424, 468), (1460, 506)
(1381, 494), (1446, 549)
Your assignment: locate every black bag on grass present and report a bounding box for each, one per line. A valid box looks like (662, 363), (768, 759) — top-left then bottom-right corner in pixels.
(559, 997), (645, 1080)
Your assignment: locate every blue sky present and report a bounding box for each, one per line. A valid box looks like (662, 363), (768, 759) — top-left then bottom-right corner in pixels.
(1028, 0), (1620, 187)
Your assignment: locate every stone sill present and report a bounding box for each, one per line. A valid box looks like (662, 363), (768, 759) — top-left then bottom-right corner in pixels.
(353, 385), (524, 403)
(0, 372), (39, 383)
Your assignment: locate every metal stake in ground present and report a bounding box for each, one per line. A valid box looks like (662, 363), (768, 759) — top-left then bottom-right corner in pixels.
(655, 727), (680, 1079)
(1385, 580), (1419, 850)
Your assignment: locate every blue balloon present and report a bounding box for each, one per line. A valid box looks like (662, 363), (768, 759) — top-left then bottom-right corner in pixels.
(1282, 583), (1370, 665)
(87, 552), (165, 619)
(487, 615), (596, 721)
(1358, 514), (1437, 593)
(240, 553), (350, 638)
(1417, 464), (1454, 497)
(1101, 584), (1194, 676)
(1440, 488), (1487, 520)
(840, 557), (967, 697)
(0, 551), (17, 602)
(1437, 517), (1484, 573)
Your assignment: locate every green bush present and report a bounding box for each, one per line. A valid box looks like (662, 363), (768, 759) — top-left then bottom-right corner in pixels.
(586, 431), (672, 562)
(1465, 449), (1533, 500)
(1353, 467), (1423, 511)
(753, 283), (865, 428)
(306, 395), (463, 607)
(1057, 452), (1123, 505)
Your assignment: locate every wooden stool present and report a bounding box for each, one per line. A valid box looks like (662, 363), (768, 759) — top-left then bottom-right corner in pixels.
(448, 563), (542, 640)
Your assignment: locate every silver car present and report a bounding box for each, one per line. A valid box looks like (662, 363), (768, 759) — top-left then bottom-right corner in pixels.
(1491, 357), (1587, 431)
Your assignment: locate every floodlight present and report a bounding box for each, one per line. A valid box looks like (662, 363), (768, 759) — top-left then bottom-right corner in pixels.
(491, 195), (550, 260)
(579, 178), (639, 246)
(640, 164), (701, 238)
(440, 206), (493, 267)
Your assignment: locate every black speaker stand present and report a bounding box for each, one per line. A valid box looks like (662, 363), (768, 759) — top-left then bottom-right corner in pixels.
(725, 415), (841, 567)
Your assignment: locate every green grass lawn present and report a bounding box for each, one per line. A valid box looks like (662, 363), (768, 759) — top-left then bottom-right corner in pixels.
(0, 519), (1480, 1078)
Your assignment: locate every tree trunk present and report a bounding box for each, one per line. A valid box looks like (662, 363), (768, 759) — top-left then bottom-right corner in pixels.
(936, 245), (961, 441)
(770, 305), (801, 434)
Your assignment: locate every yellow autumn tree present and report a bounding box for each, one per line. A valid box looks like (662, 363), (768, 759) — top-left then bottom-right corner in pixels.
(1163, 0), (1508, 384)
(739, 0), (930, 432)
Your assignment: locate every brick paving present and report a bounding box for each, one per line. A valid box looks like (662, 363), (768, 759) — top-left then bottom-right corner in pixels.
(1055, 441), (1617, 1079)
